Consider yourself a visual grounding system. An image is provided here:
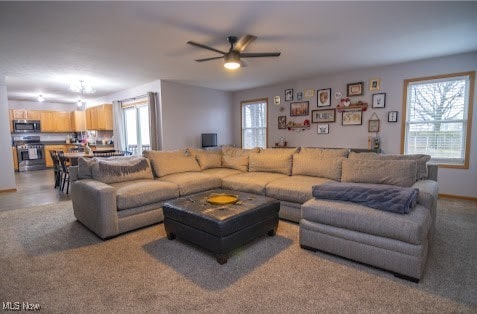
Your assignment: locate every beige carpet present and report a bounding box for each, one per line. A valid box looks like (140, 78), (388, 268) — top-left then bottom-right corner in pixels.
(0, 199), (475, 313)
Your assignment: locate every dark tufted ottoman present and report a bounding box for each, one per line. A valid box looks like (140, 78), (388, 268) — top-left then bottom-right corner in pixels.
(163, 189), (280, 264)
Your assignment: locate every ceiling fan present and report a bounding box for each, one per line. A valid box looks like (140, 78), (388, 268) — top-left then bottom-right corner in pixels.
(187, 35), (281, 70)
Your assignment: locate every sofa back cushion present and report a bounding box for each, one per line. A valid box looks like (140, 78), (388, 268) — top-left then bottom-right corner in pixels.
(348, 152), (431, 180)
(341, 159), (417, 187)
(78, 157), (97, 179)
(222, 154), (249, 172)
(293, 155), (345, 181)
(222, 146), (260, 157)
(188, 148), (222, 170)
(299, 147), (350, 158)
(91, 156), (153, 184)
(249, 152), (293, 175)
(143, 150), (201, 177)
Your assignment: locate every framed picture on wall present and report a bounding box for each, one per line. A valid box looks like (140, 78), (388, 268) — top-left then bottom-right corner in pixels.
(347, 82), (364, 96)
(317, 88), (331, 107)
(317, 124), (329, 134)
(278, 116), (287, 129)
(372, 93), (386, 108)
(285, 88), (294, 101)
(290, 101), (309, 116)
(369, 78), (381, 91)
(342, 110), (362, 125)
(368, 119), (380, 132)
(388, 111), (398, 122)
(311, 109), (336, 123)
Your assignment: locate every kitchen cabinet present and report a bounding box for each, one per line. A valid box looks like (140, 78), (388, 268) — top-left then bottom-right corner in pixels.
(86, 104), (113, 131)
(40, 111), (73, 132)
(10, 109), (41, 120)
(12, 147), (18, 171)
(71, 111), (86, 131)
(44, 145), (68, 167)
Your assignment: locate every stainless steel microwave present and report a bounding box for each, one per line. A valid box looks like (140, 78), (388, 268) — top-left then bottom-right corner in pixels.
(13, 120), (41, 133)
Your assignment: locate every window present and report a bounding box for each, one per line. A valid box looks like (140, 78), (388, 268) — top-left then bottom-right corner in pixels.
(402, 71), (474, 168)
(123, 99), (151, 155)
(241, 98), (268, 148)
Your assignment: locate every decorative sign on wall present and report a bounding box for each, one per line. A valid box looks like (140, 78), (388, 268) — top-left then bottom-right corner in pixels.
(311, 109), (336, 123)
(368, 112), (380, 132)
(347, 82), (364, 97)
(304, 89), (314, 98)
(317, 124), (329, 134)
(274, 96), (281, 106)
(278, 116), (287, 129)
(342, 110), (363, 125)
(388, 111), (398, 122)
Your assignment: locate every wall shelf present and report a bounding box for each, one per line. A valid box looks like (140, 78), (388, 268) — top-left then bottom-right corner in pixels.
(288, 125), (311, 132)
(336, 103), (368, 112)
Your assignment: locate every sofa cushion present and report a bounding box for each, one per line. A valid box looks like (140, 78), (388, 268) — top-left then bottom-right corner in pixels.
(249, 152), (293, 175)
(111, 179), (179, 210)
(348, 152), (431, 180)
(201, 167), (243, 179)
(299, 147), (350, 158)
(222, 172), (287, 195)
(341, 159), (417, 187)
(266, 175), (333, 203)
(189, 148), (222, 170)
(91, 156), (154, 184)
(78, 157), (96, 179)
(222, 154), (249, 172)
(292, 155), (345, 181)
(222, 146), (260, 157)
(159, 172), (222, 196)
(301, 198), (431, 245)
(143, 150), (200, 177)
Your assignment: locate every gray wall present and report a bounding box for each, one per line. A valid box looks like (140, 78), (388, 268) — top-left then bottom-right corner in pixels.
(161, 80), (233, 150)
(0, 77), (16, 191)
(231, 52), (477, 198)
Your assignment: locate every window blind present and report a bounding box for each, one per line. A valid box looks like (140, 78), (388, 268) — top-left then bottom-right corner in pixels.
(242, 100), (267, 148)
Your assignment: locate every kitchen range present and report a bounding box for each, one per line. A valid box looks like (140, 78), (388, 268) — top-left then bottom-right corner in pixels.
(13, 135), (46, 171)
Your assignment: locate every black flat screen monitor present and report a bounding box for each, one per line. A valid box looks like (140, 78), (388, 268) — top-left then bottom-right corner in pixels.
(201, 133), (217, 148)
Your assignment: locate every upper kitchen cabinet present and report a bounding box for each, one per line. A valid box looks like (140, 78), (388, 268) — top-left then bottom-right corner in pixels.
(40, 111), (73, 132)
(10, 109), (41, 120)
(71, 111), (86, 132)
(86, 104), (113, 130)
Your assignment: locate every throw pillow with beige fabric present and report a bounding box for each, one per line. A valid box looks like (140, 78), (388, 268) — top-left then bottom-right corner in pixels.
(341, 159), (417, 187)
(143, 149), (201, 177)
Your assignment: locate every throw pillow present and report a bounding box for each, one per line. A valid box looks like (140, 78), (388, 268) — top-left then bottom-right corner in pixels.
(77, 157), (97, 179)
(341, 159), (417, 187)
(91, 156), (153, 184)
(188, 148), (222, 170)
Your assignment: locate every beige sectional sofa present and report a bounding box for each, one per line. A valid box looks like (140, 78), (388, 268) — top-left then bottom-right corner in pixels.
(70, 146), (438, 281)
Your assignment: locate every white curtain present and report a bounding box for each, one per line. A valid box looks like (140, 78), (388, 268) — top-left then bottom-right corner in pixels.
(112, 100), (126, 151)
(148, 92), (162, 150)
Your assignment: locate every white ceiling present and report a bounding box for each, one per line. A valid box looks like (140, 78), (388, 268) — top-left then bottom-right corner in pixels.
(0, 1), (476, 104)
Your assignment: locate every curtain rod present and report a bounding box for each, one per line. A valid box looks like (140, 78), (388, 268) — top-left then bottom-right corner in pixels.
(117, 93), (148, 103)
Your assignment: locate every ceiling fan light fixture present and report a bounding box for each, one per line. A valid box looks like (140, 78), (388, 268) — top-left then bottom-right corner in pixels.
(224, 52), (241, 70)
(37, 94), (44, 102)
(77, 99), (84, 107)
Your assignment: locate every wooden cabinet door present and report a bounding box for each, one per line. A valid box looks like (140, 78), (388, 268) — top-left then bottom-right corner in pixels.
(44, 146), (54, 167)
(100, 104), (113, 130)
(72, 111), (86, 131)
(40, 111), (55, 132)
(12, 147), (18, 171)
(27, 110), (41, 120)
(54, 112), (72, 132)
(9, 110), (13, 132)
(11, 109), (27, 120)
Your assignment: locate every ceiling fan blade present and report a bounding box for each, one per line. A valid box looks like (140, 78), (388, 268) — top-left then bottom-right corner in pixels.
(195, 56), (224, 62)
(187, 41), (226, 55)
(240, 52), (281, 58)
(234, 34), (257, 52)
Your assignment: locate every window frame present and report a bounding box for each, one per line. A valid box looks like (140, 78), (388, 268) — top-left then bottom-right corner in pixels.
(401, 71), (475, 169)
(240, 98), (268, 149)
(122, 99), (151, 155)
